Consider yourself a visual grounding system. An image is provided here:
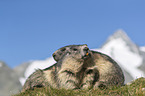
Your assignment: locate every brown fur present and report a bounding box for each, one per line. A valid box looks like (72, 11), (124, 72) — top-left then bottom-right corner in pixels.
(21, 64), (58, 92)
(53, 44), (125, 89)
(22, 44), (125, 92)
(56, 44), (92, 89)
(56, 53), (84, 89)
(85, 51), (124, 89)
(22, 44), (91, 91)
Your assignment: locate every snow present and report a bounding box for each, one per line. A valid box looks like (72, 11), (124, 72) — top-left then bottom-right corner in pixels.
(140, 46), (145, 52)
(99, 38), (144, 79)
(20, 57), (56, 85)
(19, 77), (26, 86)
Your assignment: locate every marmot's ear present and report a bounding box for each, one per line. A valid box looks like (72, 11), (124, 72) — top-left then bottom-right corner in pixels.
(52, 47), (67, 62)
(52, 50), (63, 62)
(52, 50), (59, 62)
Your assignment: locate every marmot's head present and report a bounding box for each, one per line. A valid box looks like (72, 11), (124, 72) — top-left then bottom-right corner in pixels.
(53, 44), (91, 62)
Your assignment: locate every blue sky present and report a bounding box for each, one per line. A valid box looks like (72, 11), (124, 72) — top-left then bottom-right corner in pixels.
(0, 0), (145, 68)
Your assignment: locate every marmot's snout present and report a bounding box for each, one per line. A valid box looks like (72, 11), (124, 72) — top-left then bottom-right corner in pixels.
(82, 47), (90, 59)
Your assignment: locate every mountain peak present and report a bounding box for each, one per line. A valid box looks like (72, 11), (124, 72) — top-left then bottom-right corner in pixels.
(113, 29), (126, 35)
(101, 29), (140, 54)
(109, 29), (130, 42)
(102, 29), (131, 47)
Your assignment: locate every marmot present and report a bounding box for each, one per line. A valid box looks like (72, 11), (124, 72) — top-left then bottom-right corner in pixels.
(56, 44), (95, 89)
(53, 44), (125, 89)
(22, 44), (92, 91)
(21, 64), (58, 92)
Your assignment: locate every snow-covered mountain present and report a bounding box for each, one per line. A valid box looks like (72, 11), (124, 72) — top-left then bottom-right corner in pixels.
(93, 29), (145, 83)
(140, 46), (145, 52)
(14, 29), (145, 86)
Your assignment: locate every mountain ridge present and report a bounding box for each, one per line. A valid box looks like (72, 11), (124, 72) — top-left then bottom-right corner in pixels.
(0, 61), (22, 96)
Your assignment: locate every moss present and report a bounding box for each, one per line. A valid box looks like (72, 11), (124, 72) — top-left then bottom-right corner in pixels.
(14, 77), (145, 96)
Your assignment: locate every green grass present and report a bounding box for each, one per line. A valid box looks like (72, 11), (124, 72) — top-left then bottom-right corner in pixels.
(14, 77), (145, 96)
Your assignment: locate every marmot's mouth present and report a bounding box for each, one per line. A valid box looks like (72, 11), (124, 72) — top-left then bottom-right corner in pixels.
(86, 52), (89, 56)
(82, 52), (90, 59)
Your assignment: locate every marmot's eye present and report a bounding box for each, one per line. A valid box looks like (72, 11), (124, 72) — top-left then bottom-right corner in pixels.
(84, 47), (89, 51)
(73, 48), (78, 51)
